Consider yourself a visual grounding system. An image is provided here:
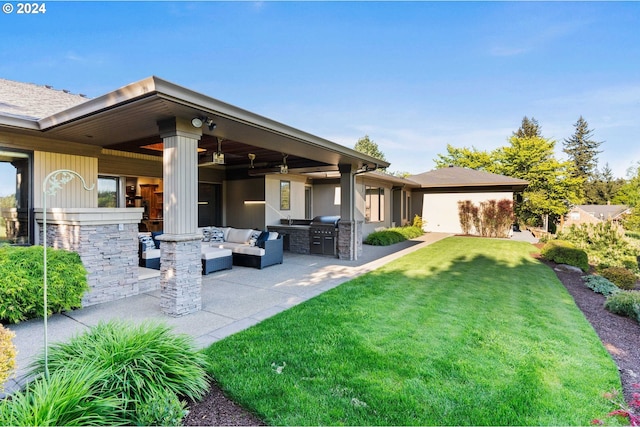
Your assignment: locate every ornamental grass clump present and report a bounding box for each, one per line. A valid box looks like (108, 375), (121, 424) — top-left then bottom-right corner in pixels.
(28, 321), (209, 424)
(0, 365), (128, 426)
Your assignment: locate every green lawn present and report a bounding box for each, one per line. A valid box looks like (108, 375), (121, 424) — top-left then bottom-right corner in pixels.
(203, 237), (621, 426)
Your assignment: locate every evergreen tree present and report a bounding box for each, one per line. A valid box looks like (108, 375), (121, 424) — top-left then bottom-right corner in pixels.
(563, 116), (602, 183)
(513, 116), (541, 138)
(354, 135), (386, 162)
(584, 163), (624, 204)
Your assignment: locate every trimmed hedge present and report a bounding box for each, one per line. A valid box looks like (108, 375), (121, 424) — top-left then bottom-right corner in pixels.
(364, 226), (424, 246)
(540, 240), (590, 272)
(0, 245), (89, 324)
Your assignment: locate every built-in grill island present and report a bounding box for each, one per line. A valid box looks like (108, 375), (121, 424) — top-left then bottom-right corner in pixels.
(309, 216), (340, 256)
(267, 215), (340, 257)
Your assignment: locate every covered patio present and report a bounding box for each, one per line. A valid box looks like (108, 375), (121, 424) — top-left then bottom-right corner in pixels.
(1, 76), (389, 316)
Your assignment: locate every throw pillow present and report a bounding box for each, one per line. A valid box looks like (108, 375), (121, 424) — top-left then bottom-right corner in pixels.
(151, 231), (163, 249)
(202, 227), (212, 242)
(256, 231), (269, 246)
(249, 229), (262, 246)
(210, 227), (225, 243)
(138, 235), (155, 252)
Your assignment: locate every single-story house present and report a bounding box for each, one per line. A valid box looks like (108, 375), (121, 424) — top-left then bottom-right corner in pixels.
(563, 204), (631, 228)
(0, 77), (528, 316)
(407, 166), (529, 234)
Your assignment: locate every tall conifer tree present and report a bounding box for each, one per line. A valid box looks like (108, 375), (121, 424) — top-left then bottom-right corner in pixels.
(563, 116), (602, 182)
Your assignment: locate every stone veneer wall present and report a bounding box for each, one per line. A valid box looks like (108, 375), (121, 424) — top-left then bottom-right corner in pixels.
(158, 236), (202, 316)
(338, 220), (363, 260)
(266, 225), (310, 254)
(36, 208), (144, 306)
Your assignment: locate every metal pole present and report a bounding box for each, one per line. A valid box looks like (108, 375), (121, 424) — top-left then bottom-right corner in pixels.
(41, 169), (94, 378)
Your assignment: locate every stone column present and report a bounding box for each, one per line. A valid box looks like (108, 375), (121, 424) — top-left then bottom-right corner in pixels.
(157, 118), (203, 316)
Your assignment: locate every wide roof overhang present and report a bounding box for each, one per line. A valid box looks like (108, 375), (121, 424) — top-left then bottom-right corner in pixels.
(12, 76), (388, 174)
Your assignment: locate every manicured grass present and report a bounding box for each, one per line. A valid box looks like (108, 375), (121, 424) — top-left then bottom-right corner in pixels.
(204, 237), (621, 426)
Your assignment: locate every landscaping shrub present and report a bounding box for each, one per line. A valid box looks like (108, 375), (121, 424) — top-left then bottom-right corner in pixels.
(364, 226), (423, 246)
(0, 324), (16, 391)
(0, 245), (89, 324)
(134, 387), (188, 426)
(582, 275), (620, 296)
(28, 321), (209, 423)
(626, 230), (640, 241)
(412, 214), (424, 230)
(458, 200), (476, 235)
(557, 222), (640, 271)
(458, 199), (513, 237)
(604, 291), (640, 323)
(540, 239), (590, 272)
(599, 267), (638, 290)
(0, 365), (128, 426)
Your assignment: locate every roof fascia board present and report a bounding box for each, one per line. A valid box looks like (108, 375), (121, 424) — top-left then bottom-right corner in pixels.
(0, 114), (40, 130)
(37, 76), (159, 129)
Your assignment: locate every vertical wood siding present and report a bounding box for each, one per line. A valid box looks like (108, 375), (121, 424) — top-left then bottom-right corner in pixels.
(33, 152), (98, 208)
(163, 135), (198, 234)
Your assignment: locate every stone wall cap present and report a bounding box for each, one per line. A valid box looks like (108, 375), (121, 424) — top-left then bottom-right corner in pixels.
(155, 233), (202, 242)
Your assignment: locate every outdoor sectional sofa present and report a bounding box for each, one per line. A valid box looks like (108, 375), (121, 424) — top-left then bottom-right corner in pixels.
(201, 227), (284, 269)
(139, 227), (283, 272)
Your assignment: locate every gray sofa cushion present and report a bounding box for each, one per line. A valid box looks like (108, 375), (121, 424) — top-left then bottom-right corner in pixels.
(226, 228), (254, 244)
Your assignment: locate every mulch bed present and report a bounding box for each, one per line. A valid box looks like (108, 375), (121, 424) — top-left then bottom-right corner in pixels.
(184, 250), (640, 426)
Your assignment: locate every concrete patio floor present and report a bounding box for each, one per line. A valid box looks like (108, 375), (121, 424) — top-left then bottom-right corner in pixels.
(3, 232), (453, 397)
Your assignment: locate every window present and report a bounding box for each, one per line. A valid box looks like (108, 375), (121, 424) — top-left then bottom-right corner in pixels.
(97, 176), (119, 208)
(365, 186), (385, 222)
(280, 180), (290, 210)
(0, 149), (32, 244)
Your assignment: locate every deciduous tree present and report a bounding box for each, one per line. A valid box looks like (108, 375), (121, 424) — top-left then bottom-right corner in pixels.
(433, 144), (498, 172)
(499, 135), (582, 227)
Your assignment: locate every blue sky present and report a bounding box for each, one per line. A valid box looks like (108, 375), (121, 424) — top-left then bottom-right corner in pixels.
(1, 1), (639, 181)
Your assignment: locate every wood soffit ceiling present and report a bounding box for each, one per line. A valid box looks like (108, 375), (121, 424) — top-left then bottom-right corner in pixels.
(108, 134), (331, 171)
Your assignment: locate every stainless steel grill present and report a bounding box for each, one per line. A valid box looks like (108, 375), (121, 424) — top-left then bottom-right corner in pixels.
(309, 216), (340, 256)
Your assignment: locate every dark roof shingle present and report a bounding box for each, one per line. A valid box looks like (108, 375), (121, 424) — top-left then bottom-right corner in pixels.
(408, 166), (528, 189)
(0, 78), (89, 120)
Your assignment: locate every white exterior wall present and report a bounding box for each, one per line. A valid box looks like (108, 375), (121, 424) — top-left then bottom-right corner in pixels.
(422, 191), (512, 234)
(265, 175), (306, 225)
